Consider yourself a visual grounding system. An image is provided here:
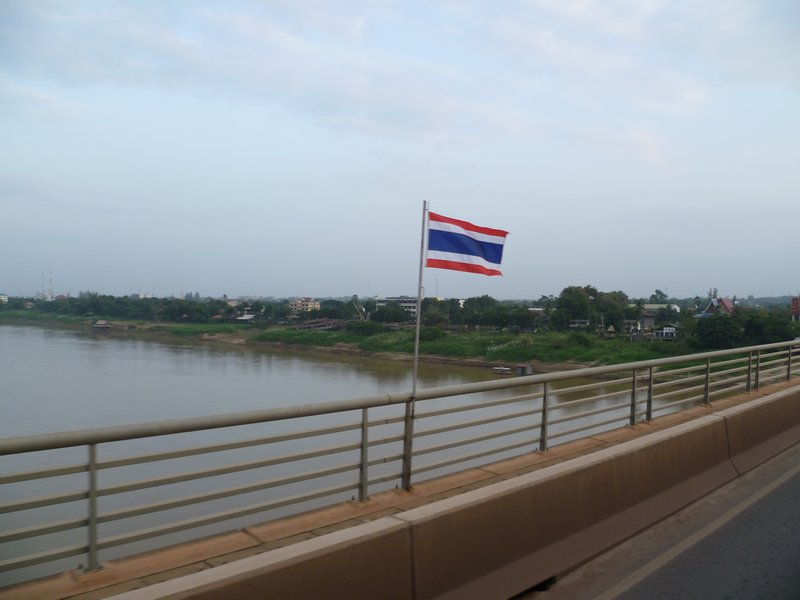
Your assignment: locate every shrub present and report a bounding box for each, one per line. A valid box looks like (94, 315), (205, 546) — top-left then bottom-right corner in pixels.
(419, 326), (447, 341)
(345, 321), (384, 336)
(568, 332), (593, 347)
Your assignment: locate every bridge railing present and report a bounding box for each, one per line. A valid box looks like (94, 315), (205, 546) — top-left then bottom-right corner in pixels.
(1, 340), (798, 586)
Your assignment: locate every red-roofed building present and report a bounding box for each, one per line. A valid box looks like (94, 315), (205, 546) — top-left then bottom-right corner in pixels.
(699, 297), (736, 316)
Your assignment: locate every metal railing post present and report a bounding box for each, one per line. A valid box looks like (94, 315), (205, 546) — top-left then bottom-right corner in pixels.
(755, 351), (761, 390)
(358, 408), (369, 502)
(400, 399), (414, 491)
(788, 346), (793, 381)
(703, 358), (711, 405)
(86, 444), (99, 572)
(746, 352), (753, 392)
(539, 383), (548, 451)
(629, 369), (637, 425)
(646, 366), (654, 422)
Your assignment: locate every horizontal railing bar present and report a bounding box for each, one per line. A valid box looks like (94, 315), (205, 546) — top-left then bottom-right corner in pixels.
(0, 543), (87, 573)
(0, 463), (87, 485)
(367, 471), (403, 486)
(760, 362), (789, 372)
(414, 409), (539, 440)
(96, 483), (358, 550)
(98, 442), (361, 496)
(367, 415), (405, 429)
(414, 423), (535, 458)
(412, 438), (536, 477)
(0, 490), (88, 514)
(415, 391), (542, 420)
(651, 393), (706, 414)
(549, 414), (628, 440)
(714, 362), (749, 373)
(759, 373), (787, 383)
(548, 401), (630, 426)
(550, 376), (632, 397)
(760, 363), (790, 373)
(652, 382), (706, 403)
(99, 462), (360, 523)
(4, 341), (797, 455)
(0, 516), (88, 543)
(710, 356), (749, 368)
(367, 450), (404, 467)
(708, 384), (746, 399)
(759, 372), (788, 383)
(710, 363), (748, 375)
(708, 374), (746, 388)
(549, 387), (631, 410)
(99, 422), (362, 469)
(655, 365), (704, 378)
(367, 434), (404, 449)
(653, 372), (706, 389)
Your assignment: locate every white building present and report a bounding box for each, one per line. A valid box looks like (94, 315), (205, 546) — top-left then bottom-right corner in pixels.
(375, 296), (418, 317)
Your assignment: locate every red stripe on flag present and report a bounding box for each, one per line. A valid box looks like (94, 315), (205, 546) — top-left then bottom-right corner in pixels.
(425, 259), (503, 276)
(428, 212), (508, 238)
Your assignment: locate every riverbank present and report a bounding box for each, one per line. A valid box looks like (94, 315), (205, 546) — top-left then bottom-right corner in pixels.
(0, 312), (688, 372)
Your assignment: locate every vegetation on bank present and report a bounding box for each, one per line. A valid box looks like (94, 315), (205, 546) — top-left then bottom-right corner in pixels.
(252, 327), (691, 364)
(1, 285), (797, 366)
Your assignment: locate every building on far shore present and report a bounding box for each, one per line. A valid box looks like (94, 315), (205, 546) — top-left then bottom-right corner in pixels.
(290, 297), (321, 312)
(375, 296), (418, 317)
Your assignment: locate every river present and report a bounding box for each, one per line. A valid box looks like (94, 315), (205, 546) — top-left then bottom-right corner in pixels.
(0, 324), (498, 438)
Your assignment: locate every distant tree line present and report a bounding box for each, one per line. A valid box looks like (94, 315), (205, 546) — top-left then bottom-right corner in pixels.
(3, 286), (797, 350)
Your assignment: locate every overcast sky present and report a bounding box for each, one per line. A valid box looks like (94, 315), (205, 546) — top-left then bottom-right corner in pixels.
(1, 1), (798, 301)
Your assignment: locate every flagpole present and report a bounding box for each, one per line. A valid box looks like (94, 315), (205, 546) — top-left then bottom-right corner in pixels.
(412, 200), (428, 398)
(402, 200), (427, 491)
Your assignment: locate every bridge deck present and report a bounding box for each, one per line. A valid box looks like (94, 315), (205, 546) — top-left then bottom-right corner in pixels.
(2, 381), (796, 600)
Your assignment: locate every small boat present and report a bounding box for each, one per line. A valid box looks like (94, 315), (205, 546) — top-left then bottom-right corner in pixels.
(492, 366), (512, 375)
(92, 320), (111, 331)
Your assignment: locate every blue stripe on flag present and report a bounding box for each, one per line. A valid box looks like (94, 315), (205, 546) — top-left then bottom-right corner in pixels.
(427, 229), (505, 265)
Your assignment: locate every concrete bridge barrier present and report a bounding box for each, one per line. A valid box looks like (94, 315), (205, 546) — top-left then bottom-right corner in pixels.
(102, 384), (800, 599)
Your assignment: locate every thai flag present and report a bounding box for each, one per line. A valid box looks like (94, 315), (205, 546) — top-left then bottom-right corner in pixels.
(426, 212), (508, 276)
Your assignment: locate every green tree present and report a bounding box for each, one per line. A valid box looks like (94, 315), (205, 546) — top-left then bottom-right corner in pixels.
(594, 291), (628, 331)
(694, 315), (744, 349)
(421, 297), (446, 325)
(371, 302), (409, 323)
(556, 286), (596, 321)
(549, 308), (570, 331)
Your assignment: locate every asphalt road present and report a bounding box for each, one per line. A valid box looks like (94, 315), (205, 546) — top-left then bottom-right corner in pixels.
(521, 441), (800, 600)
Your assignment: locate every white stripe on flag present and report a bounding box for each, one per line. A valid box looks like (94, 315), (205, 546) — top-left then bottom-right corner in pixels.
(427, 220), (507, 245)
(425, 250), (501, 270)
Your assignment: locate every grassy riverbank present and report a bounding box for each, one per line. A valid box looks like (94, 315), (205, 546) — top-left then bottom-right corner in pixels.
(250, 327), (689, 365)
(0, 312), (691, 366)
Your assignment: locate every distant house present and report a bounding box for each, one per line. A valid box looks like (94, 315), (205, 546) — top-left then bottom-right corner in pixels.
(0, 294), (8, 304)
(696, 297), (735, 318)
(654, 325), (678, 339)
(290, 297), (321, 312)
(639, 311), (657, 330)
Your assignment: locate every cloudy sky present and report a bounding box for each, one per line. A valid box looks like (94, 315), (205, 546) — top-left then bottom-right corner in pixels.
(1, 1), (798, 301)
